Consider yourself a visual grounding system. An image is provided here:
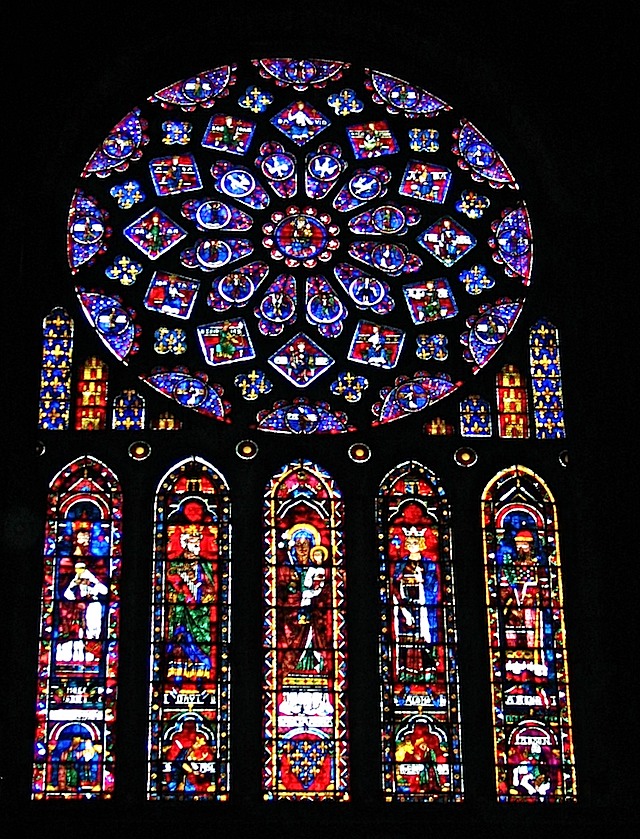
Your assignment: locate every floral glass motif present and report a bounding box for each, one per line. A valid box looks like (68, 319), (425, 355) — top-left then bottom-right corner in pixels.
(378, 462), (463, 802)
(416, 334), (448, 361)
(459, 395), (492, 437)
(529, 319), (566, 439)
(263, 460), (349, 800)
(105, 254), (143, 285)
(69, 57), (534, 430)
(481, 466), (576, 802)
(110, 180), (145, 210)
(39, 308), (74, 430)
(154, 326), (187, 355)
(148, 457), (231, 800)
(112, 389), (145, 430)
(162, 121), (192, 145)
(234, 368), (273, 400)
(33, 456), (122, 799)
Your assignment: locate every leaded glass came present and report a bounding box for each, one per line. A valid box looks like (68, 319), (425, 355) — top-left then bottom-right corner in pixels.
(148, 456), (232, 800)
(262, 459), (349, 799)
(481, 465), (576, 802)
(33, 455), (122, 800)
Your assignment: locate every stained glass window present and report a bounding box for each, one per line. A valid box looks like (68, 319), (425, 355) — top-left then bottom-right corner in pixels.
(38, 307), (74, 431)
(262, 459), (349, 799)
(75, 357), (109, 430)
(424, 417), (454, 435)
(111, 389), (145, 430)
(65, 57), (535, 434)
(151, 411), (182, 430)
(148, 456), (231, 800)
(33, 455), (122, 799)
(496, 365), (529, 438)
(378, 461), (463, 801)
(460, 394), (492, 437)
(23, 37), (589, 820)
(529, 319), (566, 439)
(481, 465), (576, 802)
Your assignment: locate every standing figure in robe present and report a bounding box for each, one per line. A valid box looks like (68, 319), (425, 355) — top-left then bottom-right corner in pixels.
(392, 525), (439, 680)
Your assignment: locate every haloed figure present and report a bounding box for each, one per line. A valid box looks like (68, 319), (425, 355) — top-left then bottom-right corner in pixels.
(279, 525), (330, 675)
(392, 526), (439, 679)
(166, 526), (216, 683)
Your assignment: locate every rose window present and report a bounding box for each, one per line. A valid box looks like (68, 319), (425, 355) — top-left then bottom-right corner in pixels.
(68, 57), (533, 433)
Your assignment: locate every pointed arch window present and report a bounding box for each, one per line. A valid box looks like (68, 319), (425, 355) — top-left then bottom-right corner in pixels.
(481, 465), (576, 801)
(147, 456), (232, 800)
(33, 455), (122, 799)
(262, 460), (349, 800)
(529, 319), (566, 438)
(378, 461), (463, 801)
(38, 307), (74, 430)
(27, 48), (583, 815)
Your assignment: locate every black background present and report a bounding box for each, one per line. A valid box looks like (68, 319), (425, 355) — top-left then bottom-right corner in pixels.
(3, 2), (634, 835)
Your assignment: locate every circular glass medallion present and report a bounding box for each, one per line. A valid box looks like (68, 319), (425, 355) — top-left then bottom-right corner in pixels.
(273, 213), (329, 262)
(68, 56), (534, 432)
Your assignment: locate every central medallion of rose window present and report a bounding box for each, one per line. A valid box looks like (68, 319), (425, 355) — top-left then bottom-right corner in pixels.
(262, 207), (339, 268)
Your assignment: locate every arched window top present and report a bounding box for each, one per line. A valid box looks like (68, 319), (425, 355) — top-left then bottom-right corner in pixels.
(66, 57), (535, 436)
(377, 460), (462, 802)
(482, 463), (557, 509)
(149, 455), (232, 800)
(262, 459), (348, 799)
(33, 455), (123, 800)
(39, 308), (74, 431)
(481, 464), (576, 802)
(379, 458), (448, 500)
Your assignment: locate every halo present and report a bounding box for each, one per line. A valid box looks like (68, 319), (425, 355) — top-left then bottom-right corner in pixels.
(283, 522), (321, 547)
(309, 544), (329, 564)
